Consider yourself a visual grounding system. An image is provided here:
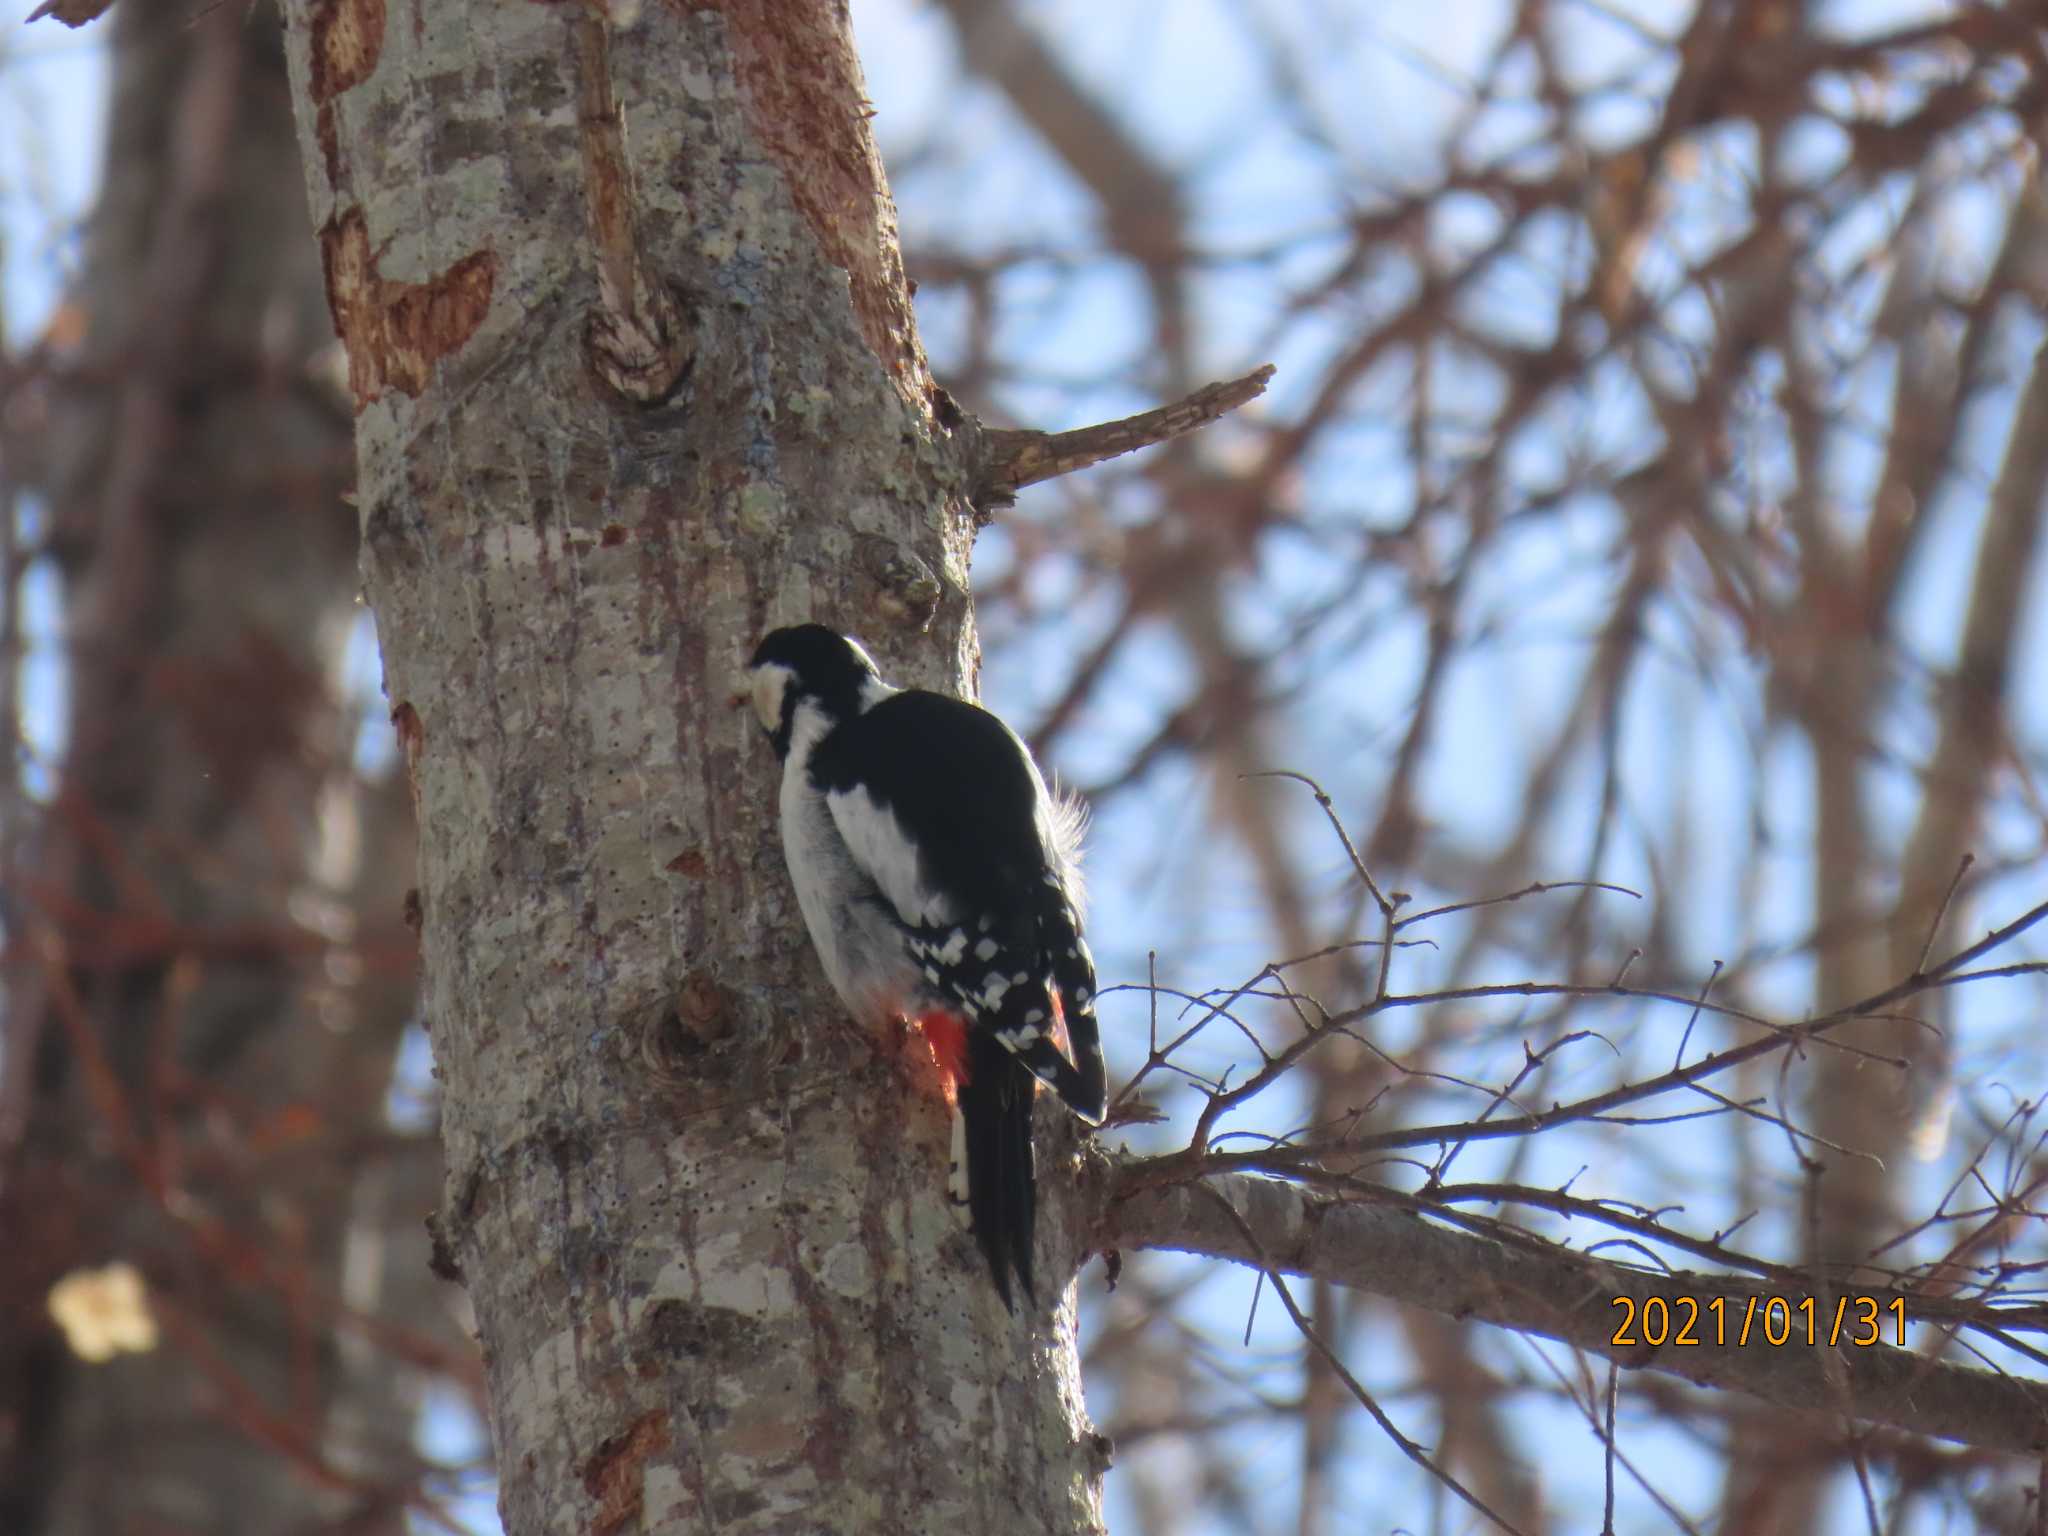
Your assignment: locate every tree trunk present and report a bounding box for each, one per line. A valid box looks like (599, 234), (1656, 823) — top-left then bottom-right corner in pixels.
(275, 1), (1106, 1530)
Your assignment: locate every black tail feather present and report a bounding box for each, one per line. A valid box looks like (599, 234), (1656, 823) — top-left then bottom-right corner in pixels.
(960, 1029), (1037, 1309)
(1060, 1004), (1107, 1122)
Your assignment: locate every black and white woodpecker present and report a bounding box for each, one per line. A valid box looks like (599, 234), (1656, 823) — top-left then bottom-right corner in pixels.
(746, 624), (1107, 1308)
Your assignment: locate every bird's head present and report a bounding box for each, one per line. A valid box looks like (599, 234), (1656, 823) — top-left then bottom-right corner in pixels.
(745, 624), (890, 759)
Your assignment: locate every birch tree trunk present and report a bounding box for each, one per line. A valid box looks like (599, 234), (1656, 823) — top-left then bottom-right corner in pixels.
(275, 1), (1107, 1530)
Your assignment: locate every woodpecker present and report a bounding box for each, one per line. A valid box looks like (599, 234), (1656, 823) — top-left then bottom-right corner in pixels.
(746, 624), (1107, 1308)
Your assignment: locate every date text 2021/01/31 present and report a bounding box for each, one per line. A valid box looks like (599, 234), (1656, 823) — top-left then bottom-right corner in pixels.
(1611, 1294), (1908, 1349)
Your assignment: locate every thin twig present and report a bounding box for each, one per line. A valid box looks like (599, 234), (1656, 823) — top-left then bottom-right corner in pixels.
(1202, 1187), (1529, 1536)
(1601, 1362), (1619, 1536)
(1672, 959), (1723, 1070)
(1915, 852), (1975, 976)
(1394, 879), (1642, 934)
(1243, 769), (1391, 914)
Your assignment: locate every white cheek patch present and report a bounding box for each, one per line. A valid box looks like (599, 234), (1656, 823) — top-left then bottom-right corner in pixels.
(750, 664), (794, 734)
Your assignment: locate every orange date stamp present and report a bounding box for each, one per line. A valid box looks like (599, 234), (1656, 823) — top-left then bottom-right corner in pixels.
(1611, 1294), (1907, 1349)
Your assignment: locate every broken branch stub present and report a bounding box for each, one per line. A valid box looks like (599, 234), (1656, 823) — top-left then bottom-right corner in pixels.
(972, 363), (1275, 513)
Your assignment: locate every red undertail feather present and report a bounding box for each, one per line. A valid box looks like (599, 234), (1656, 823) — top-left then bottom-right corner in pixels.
(916, 1010), (970, 1107)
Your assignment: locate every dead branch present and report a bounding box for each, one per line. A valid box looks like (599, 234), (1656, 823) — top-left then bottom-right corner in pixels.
(1102, 1169), (2048, 1456)
(972, 364), (1274, 510)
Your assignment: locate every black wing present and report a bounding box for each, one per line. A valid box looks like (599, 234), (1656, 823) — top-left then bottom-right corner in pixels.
(811, 690), (1105, 1120)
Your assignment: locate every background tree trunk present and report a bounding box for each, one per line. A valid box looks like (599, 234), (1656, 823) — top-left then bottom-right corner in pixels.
(275, 1), (1107, 1530)
(0, 3), (430, 1532)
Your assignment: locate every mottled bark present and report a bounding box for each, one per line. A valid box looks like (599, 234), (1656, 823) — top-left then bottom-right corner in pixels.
(0, 3), (418, 1533)
(274, 0), (1105, 1531)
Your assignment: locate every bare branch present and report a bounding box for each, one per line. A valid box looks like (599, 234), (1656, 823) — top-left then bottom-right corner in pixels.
(973, 364), (1274, 508)
(1103, 1169), (2048, 1455)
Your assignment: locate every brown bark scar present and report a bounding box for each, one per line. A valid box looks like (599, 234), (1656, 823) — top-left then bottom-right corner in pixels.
(571, 6), (692, 402)
(320, 210), (497, 409)
(581, 1410), (671, 1536)
(389, 701), (423, 762)
(309, 0), (384, 104)
(308, 0), (384, 186)
(704, 0), (928, 396)
(390, 700), (425, 808)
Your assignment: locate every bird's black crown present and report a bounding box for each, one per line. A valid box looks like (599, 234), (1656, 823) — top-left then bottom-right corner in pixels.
(749, 624), (877, 692)
(747, 624), (882, 757)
